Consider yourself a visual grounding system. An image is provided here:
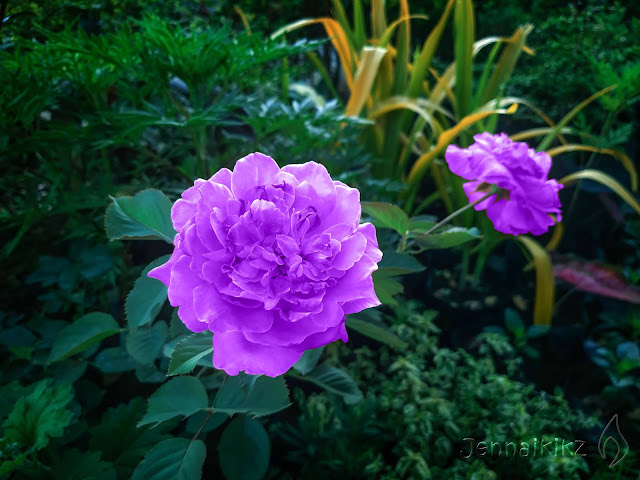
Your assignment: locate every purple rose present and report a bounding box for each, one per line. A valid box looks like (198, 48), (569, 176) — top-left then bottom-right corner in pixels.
(445, 132), (563, 236)
(149, 153), (382, 377)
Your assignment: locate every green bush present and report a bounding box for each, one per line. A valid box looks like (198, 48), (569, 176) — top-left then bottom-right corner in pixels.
(269, 302), (637, 479)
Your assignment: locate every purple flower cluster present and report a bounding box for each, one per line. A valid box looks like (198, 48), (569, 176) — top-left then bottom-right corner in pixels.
(445, 132), (563, 236)
(149, 153), (382, 377)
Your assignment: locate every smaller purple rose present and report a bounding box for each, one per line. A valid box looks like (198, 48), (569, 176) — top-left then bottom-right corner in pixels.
(148, 153), (382, 377)
(445, 132), (563, 236)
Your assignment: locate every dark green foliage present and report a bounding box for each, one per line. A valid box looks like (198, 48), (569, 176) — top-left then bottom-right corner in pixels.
(270, 304), (606, 479)
(2, 1), (640, 479)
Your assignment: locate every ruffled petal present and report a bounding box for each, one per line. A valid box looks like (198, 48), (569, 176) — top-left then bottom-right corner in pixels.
(298, 323), (348, 350)
(331, 232), (366, 270)
(213, 331), (303, 377)
(167, 256), (208, 332)
(231, 152), (280, 200)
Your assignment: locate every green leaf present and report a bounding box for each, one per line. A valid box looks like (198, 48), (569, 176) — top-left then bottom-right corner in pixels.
(49, 312), (120, 363)
(138, 377), (208, 427)
(126, 321), (169, 365)
(131, 438), (206, 480)
(90, 398), (174, 477)
(218, 416), (270, 480)
(304, 364), (363, 404)
(3, 380), (74, 451)
(292, 347), (324, 375)
(413, 226), (481, 250)
(167, 332), (214, 376)
(504, 308), (524, 340)
(126, 256), (171, 328)
(407, 215), (437, 234)
(105, 189), (176, 244)
(346, 316), (407, 350)
(95, 347), (137, 373)
(373, 269), (403, 306)
(170, 308), (192, 338)
(378, 250), (425, 275)
(185, 410), (228, 435)
(214, 375), (291, 417)
(361, 201), (410, 235)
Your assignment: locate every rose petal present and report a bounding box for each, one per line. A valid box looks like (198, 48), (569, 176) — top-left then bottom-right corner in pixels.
(213, 331), (303, 377)
(231, 152), (280, 200)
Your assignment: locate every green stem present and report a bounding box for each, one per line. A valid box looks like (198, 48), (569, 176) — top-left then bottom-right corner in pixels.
(424, 186), (498, 235)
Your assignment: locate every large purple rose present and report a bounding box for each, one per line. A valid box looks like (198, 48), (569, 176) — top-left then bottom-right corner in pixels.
(149, 153), (382, 377)
(445, 132), (563, 236)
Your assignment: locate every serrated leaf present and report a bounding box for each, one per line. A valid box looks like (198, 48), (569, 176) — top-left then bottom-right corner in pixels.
(126, 321), (168, 365)
(304, 364), (363, 404)
(170, 308), (192, 338)
(49, 312), (120, 363)
(361, 201), (410, 235)
(346, 316), (407, 350)
(214, 375), (290, 417)
(167, 332), (214, 376)
(94, 347), (137, 373)
(218, 416), (270, 480)
(292, 347), (324, 375)
(377, 250), (425, 275)
(413, 226), (481, 250)
(138, 377), (208, 427)
(105, 189), (175, 243)
(372, 269), (403, 306)
(126, 256), (171, 328)
(131, 438), (206, 480)
(3, 380), (74, 451)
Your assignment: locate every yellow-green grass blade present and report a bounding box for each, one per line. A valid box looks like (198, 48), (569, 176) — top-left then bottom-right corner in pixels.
(353, 0), (367, 49)
(484, 95), (570, 145)
(559, 169), (640, 216)
(537, 85), (618, 151)
(369, 96), (446, 137)
(546, 222), (564, 252)
(407, 103), (519, 184)
(345, 46), (388, 117)
(271, 18), (356, 90)
(453, 0), (475, 119)
(473, 35), (535, 56)
(371, 0), (387, 40)
(509, 127), (577, 143)
(330, 0), (358, 52)
(481, 25), (533, 105)
(380, 0), (412, 177)
(379, 14), (429, 47)
(428, 64), (457, 110)
(548, 144), (637, 191)
(407, 0), (455, 99)
(516, 236), (555, 326)
(473, 41), (502, 111)
(233, 6), (252, 33)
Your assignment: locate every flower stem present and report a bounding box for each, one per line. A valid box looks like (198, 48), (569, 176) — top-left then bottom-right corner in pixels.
(424, 185), (499, 235)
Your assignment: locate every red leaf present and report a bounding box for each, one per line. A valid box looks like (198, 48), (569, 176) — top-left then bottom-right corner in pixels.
(553, 255), (640, 303)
